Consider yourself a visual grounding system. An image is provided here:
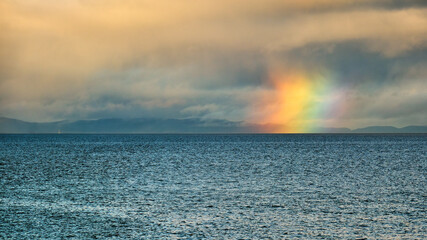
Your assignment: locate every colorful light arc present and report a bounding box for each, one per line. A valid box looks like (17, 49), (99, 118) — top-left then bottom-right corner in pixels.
(254, 69), (343, 133)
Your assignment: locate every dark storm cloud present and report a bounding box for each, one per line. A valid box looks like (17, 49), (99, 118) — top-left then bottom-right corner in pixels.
(275, 42), (427, 127)
(283, 42), (427, 86)
(0, 0), (426, 129)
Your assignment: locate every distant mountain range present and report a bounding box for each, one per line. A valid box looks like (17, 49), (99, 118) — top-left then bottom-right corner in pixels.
(0, 117), (250, 133)
(0, 117), (426, 133)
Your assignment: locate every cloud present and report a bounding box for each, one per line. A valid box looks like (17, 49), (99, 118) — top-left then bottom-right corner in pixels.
(181, 104), (219, 116)
(334, 63), (427, 127)
(2, 1), (426, 72)
(0, 0), (426, 129)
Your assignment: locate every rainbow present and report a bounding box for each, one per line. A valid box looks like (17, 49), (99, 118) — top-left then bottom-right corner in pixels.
(252, 68), (344, 133)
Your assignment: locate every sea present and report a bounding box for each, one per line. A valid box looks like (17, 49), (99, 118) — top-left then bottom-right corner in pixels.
(1, 134), (426, 239)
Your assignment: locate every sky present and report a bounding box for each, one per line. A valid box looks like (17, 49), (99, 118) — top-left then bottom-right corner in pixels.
(1, 0), (426, 132)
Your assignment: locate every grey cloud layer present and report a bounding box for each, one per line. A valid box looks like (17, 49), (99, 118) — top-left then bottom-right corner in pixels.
(0, 0), (426, 128)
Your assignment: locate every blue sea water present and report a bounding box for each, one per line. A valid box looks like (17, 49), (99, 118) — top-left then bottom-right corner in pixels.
(0, 134), (426, 239)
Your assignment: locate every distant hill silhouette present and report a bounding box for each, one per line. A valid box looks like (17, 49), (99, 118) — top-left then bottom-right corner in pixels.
(352, 125), (427, 133)
(0, 117), (426, 133)
(0, 117), (249, 133)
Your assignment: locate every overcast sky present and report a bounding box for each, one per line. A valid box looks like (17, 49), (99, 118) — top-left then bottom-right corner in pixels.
(1, 0), (426, 131)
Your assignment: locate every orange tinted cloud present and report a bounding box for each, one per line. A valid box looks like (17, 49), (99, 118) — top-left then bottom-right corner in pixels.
(0, 0), (426, 125)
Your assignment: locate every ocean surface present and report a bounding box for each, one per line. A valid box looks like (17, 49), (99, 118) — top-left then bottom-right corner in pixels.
(1, 134), (426, 239)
